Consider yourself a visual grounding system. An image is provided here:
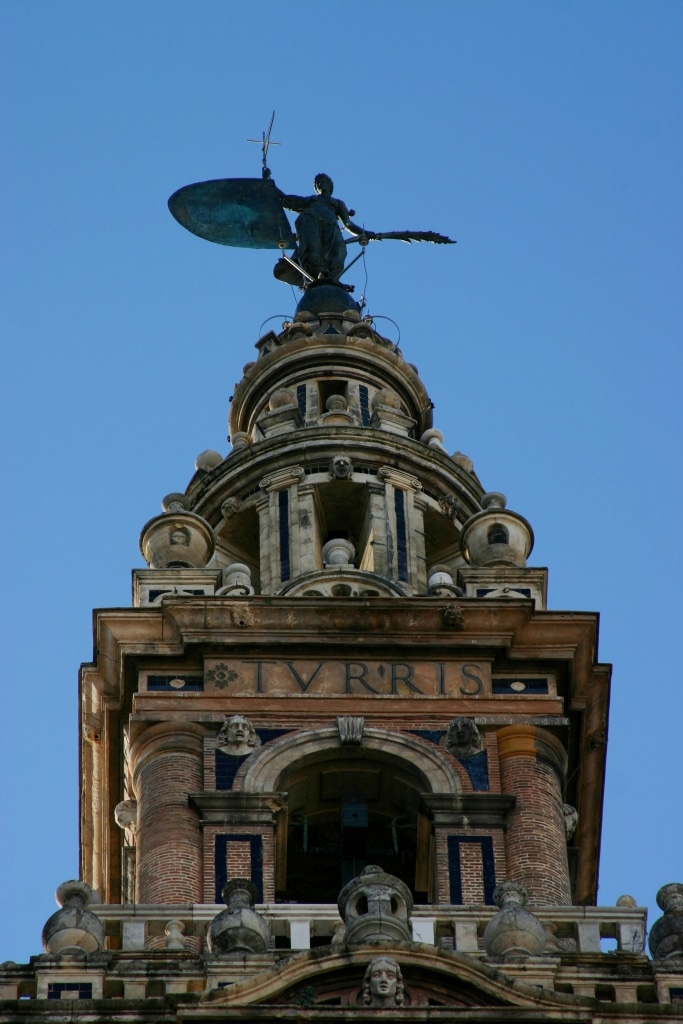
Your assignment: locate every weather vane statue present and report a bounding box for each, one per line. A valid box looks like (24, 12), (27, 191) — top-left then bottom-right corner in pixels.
(168, 113), (455, 301)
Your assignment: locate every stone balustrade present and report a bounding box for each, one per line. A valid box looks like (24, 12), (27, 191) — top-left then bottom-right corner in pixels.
(83, 901), (647, 956)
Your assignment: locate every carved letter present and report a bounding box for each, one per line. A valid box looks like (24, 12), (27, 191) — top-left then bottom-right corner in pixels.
(460, 663), (483, 695)
(390, 663), (423, 695)
(285, 662), (324, 692)
(344, 663), (379, 694)
(254, 661), (277, 693)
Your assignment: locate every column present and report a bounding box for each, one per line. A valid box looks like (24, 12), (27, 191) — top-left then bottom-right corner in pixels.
(496, 724), (571, 906)
(130, 722), (205, 905)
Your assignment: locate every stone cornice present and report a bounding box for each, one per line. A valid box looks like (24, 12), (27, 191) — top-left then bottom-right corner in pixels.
(420, 792), (516, 826)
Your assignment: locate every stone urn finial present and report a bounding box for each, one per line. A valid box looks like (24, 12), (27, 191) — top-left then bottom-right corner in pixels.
(482, 881), (546, 961)
(322, 538), (355, 567)
(139, 510), (215, 569)
(41, 880), (104, 955)
(338, 865), (412, 944)
(649, 883), (683, 960)
(460, 492), (534, 568)
(217, 563), (255, 596)
(206, 879), (269, 956)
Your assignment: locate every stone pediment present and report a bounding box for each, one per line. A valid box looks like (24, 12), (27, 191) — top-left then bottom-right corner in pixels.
(195, 943), (592, 1017)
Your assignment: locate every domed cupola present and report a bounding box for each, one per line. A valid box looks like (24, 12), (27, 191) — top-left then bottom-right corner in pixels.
(166, 294), (488, 600)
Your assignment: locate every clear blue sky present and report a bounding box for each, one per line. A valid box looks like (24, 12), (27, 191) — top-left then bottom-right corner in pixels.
(2, 1), (681, 963)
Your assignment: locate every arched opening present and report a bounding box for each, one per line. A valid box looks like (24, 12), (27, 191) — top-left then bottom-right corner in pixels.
(487, 524), (508, 545)
(279, 747), (428, 904)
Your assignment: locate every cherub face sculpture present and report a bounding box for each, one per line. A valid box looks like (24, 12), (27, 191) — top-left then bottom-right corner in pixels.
(216, 714), (259, 757)
(362, 957), (404, 1007)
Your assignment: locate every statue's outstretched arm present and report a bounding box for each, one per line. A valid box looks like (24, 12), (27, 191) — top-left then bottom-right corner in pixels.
(344, 219), (375, 239)
(275, 188), (309, 214)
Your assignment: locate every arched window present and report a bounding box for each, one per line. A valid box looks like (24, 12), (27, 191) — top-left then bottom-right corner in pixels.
(281, 752), (423, 903)
(487, 524), (508, 545)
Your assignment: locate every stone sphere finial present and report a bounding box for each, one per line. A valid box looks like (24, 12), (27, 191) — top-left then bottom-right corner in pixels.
(161, 492), (190, 513)
(195, 449), (223, 472)
(371, 388), (401, 411)
(269, 387), (296, 410)
(206, 877), (269, 956)
(483, 880), (546, 961)
(649, 883), (683, 960)
(481, 492), (507, 510)
(41, 880), (104, 955)
(616, 894), (638, 908)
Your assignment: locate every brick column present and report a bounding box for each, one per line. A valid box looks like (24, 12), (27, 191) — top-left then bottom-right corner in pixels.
(496, 725), (571, 906)
(130, 722), (205, 905)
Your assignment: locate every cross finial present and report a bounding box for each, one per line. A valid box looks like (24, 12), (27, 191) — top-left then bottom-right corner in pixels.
(248, 111), (280, 179)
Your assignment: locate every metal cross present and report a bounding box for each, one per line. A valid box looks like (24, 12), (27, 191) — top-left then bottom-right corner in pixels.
(248, 111), (280, 177)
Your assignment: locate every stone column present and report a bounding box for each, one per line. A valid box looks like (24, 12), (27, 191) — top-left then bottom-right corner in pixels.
(257, 466), (306, 592)
(360, 481), (389, 576)
(377, 466), (424, 594)
(496, 724), (571, 906)
(291, 483), (322, 576)
(130, 722), (205, 905)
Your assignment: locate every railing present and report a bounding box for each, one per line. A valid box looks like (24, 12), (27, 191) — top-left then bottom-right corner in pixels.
(88, 902), (647, 956)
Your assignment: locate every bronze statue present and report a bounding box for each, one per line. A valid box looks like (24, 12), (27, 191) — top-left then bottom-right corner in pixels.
(167, 114), (455, 294)
(273, 173), (373, 285)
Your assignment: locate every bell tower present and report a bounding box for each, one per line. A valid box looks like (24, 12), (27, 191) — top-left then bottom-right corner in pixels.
(79, 279), (606, 923)
(2, 176), (682, 1022)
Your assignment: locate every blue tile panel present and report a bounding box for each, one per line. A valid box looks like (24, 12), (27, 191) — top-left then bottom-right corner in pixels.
(457, 751), (490, 791)
(148, 589), (206, 602)
(407, 732), (489, 790)
(359, 385), (370, 426)
(215, 835), (263, 902)
(394, 488), (408, 581)
(47, 983), (92, 1000)
(147, 675), (204, 692)
(215, 729), (290, 790)
(278, 489), (290, 582)
(296, 384), (307, 419)
(492, 678), (549, 695)
(447, 835), (496, 905)
(408, 729), (446, 746)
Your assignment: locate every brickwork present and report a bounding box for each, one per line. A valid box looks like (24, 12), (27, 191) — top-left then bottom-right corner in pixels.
(130, 723), (204, 906)
(497, 724), (571, 906)
(459, 841), (486, 904)
(434, 828), (506, 904)
(202, 826), (275, 904)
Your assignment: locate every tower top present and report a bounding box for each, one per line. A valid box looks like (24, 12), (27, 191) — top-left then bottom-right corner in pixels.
(168, 145), (455, 300)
